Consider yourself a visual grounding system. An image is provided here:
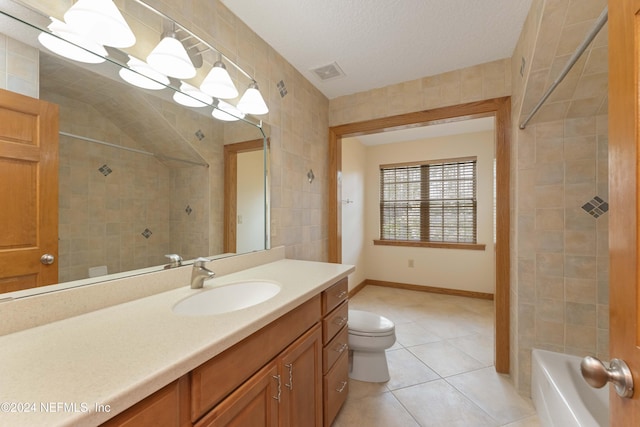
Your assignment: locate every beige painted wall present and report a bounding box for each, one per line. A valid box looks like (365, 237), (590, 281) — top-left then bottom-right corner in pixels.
(236, 150), (266, 253)
(362, 131), (496, 294)
(341, 138), (367, 289)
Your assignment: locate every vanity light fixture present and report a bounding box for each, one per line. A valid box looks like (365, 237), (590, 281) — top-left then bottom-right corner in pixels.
(63, 0), (136, 48)
(147, 30), (197, 79)
(38, 17), (108, 64)
(200, 58), (238, 99)
(173, 82), (213, 108)
(119, 55), (170, 90)
(237, 81), (269, 115)
(212, 100), (245, 122)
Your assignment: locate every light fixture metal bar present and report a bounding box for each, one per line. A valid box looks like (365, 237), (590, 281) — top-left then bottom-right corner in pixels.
(59, 131), (209, 167)
(519, 7), (608, 130)
(131, 0), (254, 81)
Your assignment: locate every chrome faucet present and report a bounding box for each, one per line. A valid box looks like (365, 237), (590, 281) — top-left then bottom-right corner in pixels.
(164, 254), (183, 269)
(191, 257), (215, 289)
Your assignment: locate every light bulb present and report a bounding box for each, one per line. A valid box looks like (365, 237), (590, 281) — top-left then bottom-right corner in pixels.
(119, 56), (169, 90)
(173, 82), (213, 107)
(38, 18), (107, 64)
(237, 81), (269, 115)
(64, 0), (135, 48)
(212, 100), (245, 122)
(200, 61), (238, 99)
(147, 33), (196, 79)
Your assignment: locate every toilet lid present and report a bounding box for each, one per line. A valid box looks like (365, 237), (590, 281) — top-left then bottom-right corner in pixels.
(348, 310), (395, 335)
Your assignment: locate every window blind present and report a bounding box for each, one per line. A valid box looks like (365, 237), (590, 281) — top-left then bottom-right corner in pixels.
(379, 159), (477, 244)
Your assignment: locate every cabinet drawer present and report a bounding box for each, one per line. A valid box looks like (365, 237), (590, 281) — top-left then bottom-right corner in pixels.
(323, 351), (349, 427)
(323, 326), (348, 374)
(321, 278), (348, 314)
(322, 301), (348, 345)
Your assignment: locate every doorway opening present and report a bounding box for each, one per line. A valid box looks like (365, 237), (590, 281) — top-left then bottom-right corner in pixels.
(328, 97), (511, 373)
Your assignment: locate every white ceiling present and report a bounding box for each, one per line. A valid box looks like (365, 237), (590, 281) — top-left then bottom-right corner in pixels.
(220, 0), (533, 99)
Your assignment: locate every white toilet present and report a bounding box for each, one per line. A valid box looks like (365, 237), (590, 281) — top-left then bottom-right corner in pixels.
(347, 309), (396, 382)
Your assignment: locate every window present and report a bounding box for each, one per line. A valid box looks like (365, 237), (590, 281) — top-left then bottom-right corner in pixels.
(376, 157), (483, 249)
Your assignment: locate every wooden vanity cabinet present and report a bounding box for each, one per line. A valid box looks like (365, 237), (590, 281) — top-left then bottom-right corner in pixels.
(100, 278), (348, 427)
(320, 278), (349, 426)
(100, 376), (190, 427)
(196, 324), (322, 427)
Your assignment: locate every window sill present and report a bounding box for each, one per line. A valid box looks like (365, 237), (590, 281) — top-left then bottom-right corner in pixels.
(373, 239), (486, 251)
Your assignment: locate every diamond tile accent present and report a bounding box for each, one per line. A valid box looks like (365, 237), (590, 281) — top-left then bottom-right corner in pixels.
(195, 129), (205, 141)
(141, 228), (152, 238)
(582, 196), (609, 218)
(277, 80), (288, 98)
(98, 164), (112, 176)
(185, 205), (192, 215)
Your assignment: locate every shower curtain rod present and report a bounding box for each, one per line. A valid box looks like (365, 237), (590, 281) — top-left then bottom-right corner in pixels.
(59, 131), (209, 167)
(519, 6), (608, 130)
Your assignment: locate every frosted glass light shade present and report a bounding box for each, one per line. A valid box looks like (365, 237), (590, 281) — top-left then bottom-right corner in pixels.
(119, 56), (169, 90)
(212, 100), (245, 122)
(147, 34), (196, 79)
(237, 81), (269, 115)
(38, 18), (107, 64)
(64, 0), (135, 48)
(200, 61), (238, 99)
(173, 82), (213, 107)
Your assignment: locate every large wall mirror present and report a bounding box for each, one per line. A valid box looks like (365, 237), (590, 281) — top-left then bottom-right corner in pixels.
(0, 0), (270, 297)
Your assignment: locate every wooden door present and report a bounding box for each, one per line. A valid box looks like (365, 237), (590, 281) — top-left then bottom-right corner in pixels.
(0, 88), (59, 293)
(609, 0), (640, 423)
(279, 324), (323, 427)
(195, 362), (279, 427)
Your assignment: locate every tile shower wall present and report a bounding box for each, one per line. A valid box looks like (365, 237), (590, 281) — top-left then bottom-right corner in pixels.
(510, 0), (608, 394)
(0, 33), (38, 98)
(51, 91), (210, 282)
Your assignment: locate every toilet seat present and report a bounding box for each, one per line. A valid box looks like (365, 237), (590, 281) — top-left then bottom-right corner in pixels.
(348, 310), (395, 337)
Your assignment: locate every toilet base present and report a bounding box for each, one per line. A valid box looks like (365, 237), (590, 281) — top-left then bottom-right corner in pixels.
(349, 349), (390, 382)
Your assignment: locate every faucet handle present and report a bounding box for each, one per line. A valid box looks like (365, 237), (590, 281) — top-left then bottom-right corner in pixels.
(164, 254), (183, 268)
(194, 257), (211, 267)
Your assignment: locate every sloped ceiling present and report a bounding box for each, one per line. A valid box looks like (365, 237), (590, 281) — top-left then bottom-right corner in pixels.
(39, 53), (216, 167)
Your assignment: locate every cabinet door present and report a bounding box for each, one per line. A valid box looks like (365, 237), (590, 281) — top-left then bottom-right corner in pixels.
(101, 377), (189, 427)
(279, 324), (323, 427)
(195, 363), (279, 427)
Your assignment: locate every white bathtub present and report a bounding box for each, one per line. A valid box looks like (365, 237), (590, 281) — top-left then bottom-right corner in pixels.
(531, 349), (609, 427)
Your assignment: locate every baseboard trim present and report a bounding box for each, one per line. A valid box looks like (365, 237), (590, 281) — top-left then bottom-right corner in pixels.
(348, 279), (368, 298)
(363, 279), (494, 300)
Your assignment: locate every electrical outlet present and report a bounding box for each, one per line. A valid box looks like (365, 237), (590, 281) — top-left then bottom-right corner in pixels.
(237, 215), (243, 224)
(408, 259), (414, 268)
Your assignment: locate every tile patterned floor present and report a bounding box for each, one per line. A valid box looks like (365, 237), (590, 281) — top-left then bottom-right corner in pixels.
(332, 285), (541, 427)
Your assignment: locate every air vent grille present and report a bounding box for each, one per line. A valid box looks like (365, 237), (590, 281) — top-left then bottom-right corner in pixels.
(310, 62), (345, 81)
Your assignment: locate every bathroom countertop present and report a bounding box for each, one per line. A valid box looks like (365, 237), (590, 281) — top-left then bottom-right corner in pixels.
(0, 258), (354, 427)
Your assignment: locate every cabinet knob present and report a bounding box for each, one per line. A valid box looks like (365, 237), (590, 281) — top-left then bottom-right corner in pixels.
(336, 290), (347, 299)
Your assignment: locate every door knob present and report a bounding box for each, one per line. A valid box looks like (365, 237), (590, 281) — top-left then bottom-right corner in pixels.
(40, 254), (55, 265)
(580, 355), (634, 398)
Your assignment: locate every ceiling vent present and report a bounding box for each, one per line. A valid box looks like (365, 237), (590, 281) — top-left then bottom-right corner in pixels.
(310, 62), (345, 81)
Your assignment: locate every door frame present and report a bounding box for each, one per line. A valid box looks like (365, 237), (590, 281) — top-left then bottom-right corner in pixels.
(223, 138), (267, 253)
(328, 97), (511, 373)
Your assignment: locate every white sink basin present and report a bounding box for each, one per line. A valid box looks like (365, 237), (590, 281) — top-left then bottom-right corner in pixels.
(172, 280), (281, 316)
